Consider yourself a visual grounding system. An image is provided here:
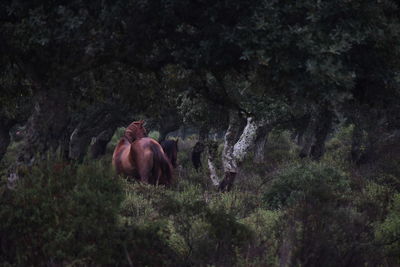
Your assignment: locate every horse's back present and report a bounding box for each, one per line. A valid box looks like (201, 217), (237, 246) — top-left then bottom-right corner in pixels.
(133, 138), (173, 185)
(113, 137), (173, 185)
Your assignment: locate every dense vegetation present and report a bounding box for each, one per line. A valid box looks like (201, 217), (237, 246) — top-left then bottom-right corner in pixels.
(1, 0), (400, 266)
(1, 131), (400, 266)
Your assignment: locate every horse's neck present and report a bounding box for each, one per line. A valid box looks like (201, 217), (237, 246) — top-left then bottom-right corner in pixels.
(121, 136), (134, 145)
(124, 133), (146, 143)
(123, 134), (136, 143)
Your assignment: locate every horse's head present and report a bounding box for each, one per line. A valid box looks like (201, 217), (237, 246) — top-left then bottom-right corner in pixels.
(124, 120), (147, 142)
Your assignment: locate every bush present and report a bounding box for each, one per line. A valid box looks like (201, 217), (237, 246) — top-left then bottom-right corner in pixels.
(0, 160), (123, 266)
(263, 162), (382, 266)
(324, 124), (354, 168)
(239, 209), (281, 266)
(375, 193), (400, 265)
(265, 130), (298, 166)
(264, 162), (350, 209)
(158, 184), (253, 266)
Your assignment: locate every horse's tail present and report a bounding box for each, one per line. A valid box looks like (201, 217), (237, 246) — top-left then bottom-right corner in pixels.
(150, 142), (173, 185)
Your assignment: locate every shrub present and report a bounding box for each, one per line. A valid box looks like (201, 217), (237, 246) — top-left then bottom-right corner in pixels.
(0, 160), (123, 266)
(375, 193), (400, 265)
(265, 130), (298, 166)
(238, 209), (281, 266)
(263, 162), (381, 266)
(148, 183), (253, 266)
(264, 162), (350, 210)
(324, 124), (354, 168)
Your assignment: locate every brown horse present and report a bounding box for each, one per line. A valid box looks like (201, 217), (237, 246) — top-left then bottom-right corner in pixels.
(112, 120), (173, 185)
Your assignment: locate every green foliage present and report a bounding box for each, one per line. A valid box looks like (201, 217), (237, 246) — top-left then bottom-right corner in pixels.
(1, 0), (400, 265)
(324, 124), (354, 168)
(264, 162), (350, 209)
(148, 130), (160, 140)
(1, 131), (399, 266)
(117, 180), (256, 266)
(239, 209), (281, 266)
(265, 130), (298, 166)
(354, 181), (395, 222)
(0, 160), (123, 266)
(375, 193), (400, 264)
(106, 127), (125, 153)
(263, 162), (386, 266)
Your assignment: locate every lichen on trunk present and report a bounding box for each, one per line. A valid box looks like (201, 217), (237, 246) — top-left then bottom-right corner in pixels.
(219, 110), (266, 191)
(206, 140), (220, 186)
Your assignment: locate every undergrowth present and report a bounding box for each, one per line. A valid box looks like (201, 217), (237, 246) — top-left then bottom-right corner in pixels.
(0, 125), (399, 266)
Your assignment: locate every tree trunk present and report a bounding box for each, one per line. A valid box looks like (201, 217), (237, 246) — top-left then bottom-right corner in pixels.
(351, 120), (364, 164)
(0, 118), (14, 162)
(294, 115), (311, 146)
(199, 126), (208, 141)
(310, 108), (333, 160)
(206, 140), (220, 186)
(68, 127), (92, 161)
(299, 114), (317, 158)
(191, 125), (208, 171)
(157, 114), (181, 142)
(279, 218), (296, 267)
(16, 89), (70, 165)
(253, 125), (271, 164)
(90, 128), (116, 159)
(7, 89), (70, 188)
(68, 102), (124, 161)
(219, 110), (265, 191)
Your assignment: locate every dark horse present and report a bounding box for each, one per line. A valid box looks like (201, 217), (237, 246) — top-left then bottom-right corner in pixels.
(191, 141), (205, 171)
(112, 120), (173, 185)
(160, 139), (179, 168)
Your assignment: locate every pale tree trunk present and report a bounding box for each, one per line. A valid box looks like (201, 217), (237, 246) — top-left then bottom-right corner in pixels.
(205, 110), (243, 189)
(218, 110), (244, 191)
(253, 125), (271, 164)
(219, 110), (266, 191)
(206, 140), (220, 186)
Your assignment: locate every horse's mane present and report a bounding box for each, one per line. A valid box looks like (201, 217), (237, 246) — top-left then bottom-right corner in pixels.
(124, 120), (147, 142)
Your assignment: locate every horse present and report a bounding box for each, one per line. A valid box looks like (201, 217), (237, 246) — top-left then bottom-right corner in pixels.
(112, 120), (173, 185)
(160, 139), (179, 168)
(191, 141), (205, 171)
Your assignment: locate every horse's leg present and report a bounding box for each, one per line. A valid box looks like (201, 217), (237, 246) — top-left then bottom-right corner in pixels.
(154, 166), (162, 185)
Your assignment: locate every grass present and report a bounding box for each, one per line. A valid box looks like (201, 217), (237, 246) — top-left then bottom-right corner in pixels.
(1, 125), (399, 266)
